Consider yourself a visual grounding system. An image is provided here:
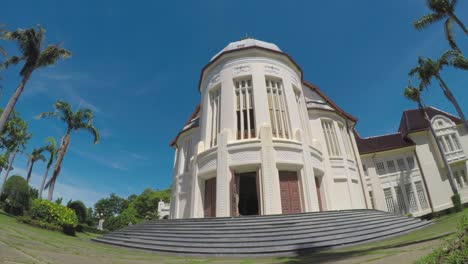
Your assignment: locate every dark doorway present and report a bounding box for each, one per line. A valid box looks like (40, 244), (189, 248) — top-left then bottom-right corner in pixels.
(235, 172), (259, 216)
(204, 178), (216, 217)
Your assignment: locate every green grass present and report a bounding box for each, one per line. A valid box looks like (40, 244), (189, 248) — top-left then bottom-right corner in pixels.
(0, 209), (467, 264)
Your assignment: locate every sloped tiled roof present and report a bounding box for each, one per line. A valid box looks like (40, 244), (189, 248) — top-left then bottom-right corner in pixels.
(169, 104), (200, 147)
(356, 133), (415, 155)
(356, 107), (462, 154)
(398, 107), (462, 136)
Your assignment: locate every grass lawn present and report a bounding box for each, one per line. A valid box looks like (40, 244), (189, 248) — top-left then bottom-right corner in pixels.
(0, 209), (467, 264)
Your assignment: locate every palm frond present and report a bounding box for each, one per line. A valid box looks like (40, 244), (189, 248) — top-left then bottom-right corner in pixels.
(36, 111), (59, 120)
(36, 45), (72, 69)
(414, 13), (445, 30)
(404, 85), (422, 103)
(53, 100), (73, 123)
(444, 18), (459, 51)
(2, 56), (24, 69)
(79, 124), (100, 144)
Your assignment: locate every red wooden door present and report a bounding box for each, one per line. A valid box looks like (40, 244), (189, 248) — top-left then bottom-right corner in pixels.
(204, 178), (216, 217)
(279, 171), (302, 214)
(315, 177), (323, 211)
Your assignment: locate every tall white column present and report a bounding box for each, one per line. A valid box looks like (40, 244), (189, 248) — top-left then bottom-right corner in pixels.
(216, 129), (232, 217)
(259, 125), (282, 215)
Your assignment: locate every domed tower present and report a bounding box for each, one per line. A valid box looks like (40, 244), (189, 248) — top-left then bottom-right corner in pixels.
(169, 38), (368, 219)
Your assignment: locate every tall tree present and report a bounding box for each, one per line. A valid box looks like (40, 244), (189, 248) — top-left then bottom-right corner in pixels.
(409, 51), (468, 132)
(0, 112), (30, 195)
(0, 25), (71, 133)
(414, 0), (467, 51)
(404, 85), (458, 195)
(25, 148), (46, 183)
(39, 137), (56, 198)
(38, 100), (99, 201)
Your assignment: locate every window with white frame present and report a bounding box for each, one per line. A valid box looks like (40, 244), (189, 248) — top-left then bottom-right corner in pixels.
(387, 160), (397, 173)
(433, 117), (463, 155)
(321, 120), (341, 156)
(183, 138), (192, 173)
(406, 156), (415, 169)
(338, 123), (352, 156)
(209, 87), (221, 148)
(394, 186), (408, 214)
(454, 171), (463, 189)
(235, 78), (255, 140)
(376, 162), (386, 175)
(405, 183), (418, 212)
(266, 78), (291, 139)
(438, 134), (462, 153)
(384, 188), (396, 213)
(461, 169), (468, 186)
(397, 158), (407, 171)
(415, 181), (429, 210)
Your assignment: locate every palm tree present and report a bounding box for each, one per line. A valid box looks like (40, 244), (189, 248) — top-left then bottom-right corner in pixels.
(25, 148), (46, 183)
(414, 0), (467, 51)
(409, 51), (468, 132)
(404, 85), (458, 195)
(39, 137), (57, 198)
(38, 100), (99, 201)
(0, 25), (71, 133)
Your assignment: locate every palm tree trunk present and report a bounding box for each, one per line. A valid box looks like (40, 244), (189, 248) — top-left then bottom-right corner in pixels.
(450, 13), (468, 34)
(418, 101), (458, 194)
(26, 161), (35, 183)
(0, 69), (33, 133)
(435, 75), (468, 132)
(3, 147), (18, 184)
(39, 166), (50, 199)
(47, 132), (71, 201)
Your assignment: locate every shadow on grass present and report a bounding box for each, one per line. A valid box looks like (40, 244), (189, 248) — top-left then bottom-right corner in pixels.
(278, 233), (452, 264)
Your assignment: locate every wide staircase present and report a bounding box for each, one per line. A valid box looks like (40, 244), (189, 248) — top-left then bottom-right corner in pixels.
(93, 209), (431, 257)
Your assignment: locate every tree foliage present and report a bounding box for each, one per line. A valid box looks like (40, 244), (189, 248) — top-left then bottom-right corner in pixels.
(94, 193), (128, 219)
(0, 175), (30, 215)
(132, 188), (171, 220)
(67, 200), (87, 224)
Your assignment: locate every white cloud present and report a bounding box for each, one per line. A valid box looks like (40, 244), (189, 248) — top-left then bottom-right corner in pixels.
(69, 147), (128, 171)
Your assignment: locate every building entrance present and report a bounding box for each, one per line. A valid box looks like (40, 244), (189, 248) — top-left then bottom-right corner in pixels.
(232, 172), (259, 216)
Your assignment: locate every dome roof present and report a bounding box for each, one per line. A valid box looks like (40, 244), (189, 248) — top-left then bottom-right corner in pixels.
(210, 38), (281, 61)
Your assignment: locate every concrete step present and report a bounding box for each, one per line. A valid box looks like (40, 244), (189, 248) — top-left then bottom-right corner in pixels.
(93, 210), (431, 257)
(120, 212), (391, 232)
(113, 214), (405, 237)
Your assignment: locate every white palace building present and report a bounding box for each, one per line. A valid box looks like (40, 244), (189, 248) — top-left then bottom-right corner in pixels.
(168, 38), (468, 219)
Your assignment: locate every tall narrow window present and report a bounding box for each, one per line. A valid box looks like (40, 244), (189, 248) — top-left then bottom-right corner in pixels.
(451, 134), (462, 150)
(405, 183), (418, 212)
(266, 78), (291, 139)
(394, 186), (407, 214)
(376, 162), (386, 175)
(209, 87), (221, 148)
(235, 78), (255, 140)
(384, 188), (395, 213)
(454, 171), (463, 189)
(461, 169), (468, 186)
(339, 124), (352, 156)
(406, 156), (415, 169)
(321, 120), (341, 157)
(183, 138), (192, 173)
(387, 160), (396, 173)
(415, 181), (429, 210)
(397, 158), (406, 171)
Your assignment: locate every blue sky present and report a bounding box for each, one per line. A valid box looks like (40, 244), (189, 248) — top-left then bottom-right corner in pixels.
(2, 1), (467, 206)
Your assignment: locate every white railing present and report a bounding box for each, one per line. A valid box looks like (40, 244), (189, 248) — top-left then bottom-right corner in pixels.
(446, 149), (465, 163)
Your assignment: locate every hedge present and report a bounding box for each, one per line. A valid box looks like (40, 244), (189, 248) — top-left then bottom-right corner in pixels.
(29, 199), (78, 235)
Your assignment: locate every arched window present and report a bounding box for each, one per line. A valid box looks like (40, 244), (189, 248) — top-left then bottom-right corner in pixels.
(431, 115), (464, 162)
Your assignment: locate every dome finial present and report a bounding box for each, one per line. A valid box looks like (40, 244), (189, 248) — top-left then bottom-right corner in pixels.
(240, 33), (252, 40)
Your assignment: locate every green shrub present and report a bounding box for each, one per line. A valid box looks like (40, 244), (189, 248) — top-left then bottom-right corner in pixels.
(29, 199), (78, 235)
(17, 216), (62, 232)
(0, 175), (30, 215)
(76, 224), (107, 234)
(67, 200), (87, 223)
(104, 207), (141, 231)
(452, 194), (462, 213)
(415, 213), (468, 263)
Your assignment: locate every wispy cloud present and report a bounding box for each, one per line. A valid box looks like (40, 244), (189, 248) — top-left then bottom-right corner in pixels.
(120, 150), (148, 161)
(70, 147), (128, 171)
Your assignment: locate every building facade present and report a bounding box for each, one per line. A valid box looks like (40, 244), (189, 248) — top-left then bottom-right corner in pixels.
(169, 38), (468, 219)
(357, 108), (468, 217)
